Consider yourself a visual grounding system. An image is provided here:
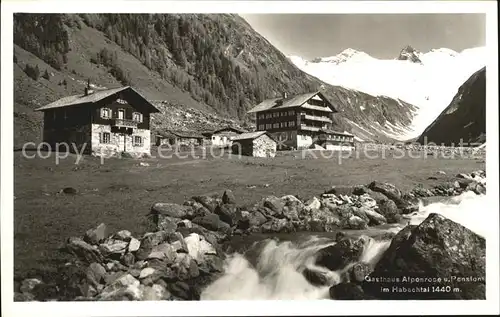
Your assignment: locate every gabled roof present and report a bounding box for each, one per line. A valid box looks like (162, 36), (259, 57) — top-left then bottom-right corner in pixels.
(232, 131), (276, 142)
(159, 130), (204, 139)
(247, 91), (337, 113)
(211, 126), (247, 135)
(35, 86), (160, 113)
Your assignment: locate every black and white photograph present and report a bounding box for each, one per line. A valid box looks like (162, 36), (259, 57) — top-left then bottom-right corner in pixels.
(1, 1), (499, 316)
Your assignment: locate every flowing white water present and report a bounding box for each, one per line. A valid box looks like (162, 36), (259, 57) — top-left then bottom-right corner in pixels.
(201, 191), (485, 300)
(404, 190), (487, 237)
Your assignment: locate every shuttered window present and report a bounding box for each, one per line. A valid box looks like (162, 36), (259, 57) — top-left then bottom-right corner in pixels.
(99, 132), (111, 144)
(133, 136), (143, 146)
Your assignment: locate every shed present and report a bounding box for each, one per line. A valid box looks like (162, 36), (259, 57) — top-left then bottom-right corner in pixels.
(156, 130), (204, 146)
(231, 131), (277, 158)
(209, 127), (246, 147)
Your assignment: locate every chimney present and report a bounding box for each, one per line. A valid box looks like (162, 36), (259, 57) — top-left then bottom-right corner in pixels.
(84, 78), (94, 96)
(282, 91), (288, 99)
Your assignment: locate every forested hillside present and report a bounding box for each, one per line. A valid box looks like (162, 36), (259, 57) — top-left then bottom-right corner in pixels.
(13, 13), (418, 146)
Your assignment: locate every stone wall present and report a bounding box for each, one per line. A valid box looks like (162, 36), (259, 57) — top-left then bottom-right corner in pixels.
(91, 124), (151, 158)
(252, 135), (277, 158)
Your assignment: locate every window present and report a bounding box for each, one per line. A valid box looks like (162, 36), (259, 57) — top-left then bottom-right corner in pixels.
(133, 136), (143, 147)
(289, 121), (296, 127)
(266, 124), (271, 129)
(100, 132), (111, 144)
(288, 111), (295, 116)
(133, 112), (143, 123)
(118, 109), (125, 120)
(100, 108), (112, 119)
(280, 122), (286, 128)
(266, 113), (271, 119)
(258, 125), (265, 130)
(273, 123), (279, 128)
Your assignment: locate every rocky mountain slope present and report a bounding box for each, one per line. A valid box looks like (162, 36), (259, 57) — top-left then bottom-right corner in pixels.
(289, 46), (486, 139)
(13, 13), (419, 147)
(417, 67), (486, 146)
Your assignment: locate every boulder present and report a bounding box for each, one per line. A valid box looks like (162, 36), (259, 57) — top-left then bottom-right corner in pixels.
(183, 233), (217, 263)
(84, 223), (108, 245)
(86, 263), (106, 287)
(192, 195), (220, 213)
(346, 215), (368, 230)
(364, 213), (485, 299)
(363, 189), (390, 204)
(168, 281), (193, 300)
(351, 207), (370, 224)
(113, 230), (132, 241)
(368, 181), (402, 203)
(349, 262), (373, 283)
(183, 200), (211, 219)
(411, 187), (434, 198)
(362, 208), (387, 226)
(151, 214), (179, 233)
(171, 253), (200, 281)
(128, 238), (141, 252)
(192, 214), (231, 233)
(121, 253), (135, 267)
(263, 196), (285, 217)
(66, 237), (104, 263)
(324, 185), (358, 196)
(302, 268), (331, 286)
(281, 195), (304, 221)
(99, 239), (128, 255)
(139, 267), (157, 279)
(221, 189), (236, 204)
(97, 274), (142, 301)
(305, 197), (321, 211)
(376, 199), (401, 224)
(198, 254), (224, 274)
(142, 284), (171, 300)
(147, 243), (177, 264)
(466, 182), (486, 195)
(247, 211), (268, 228)
(19, 278), (43, 294)
(214, 204), (239, 226)
(315, 237), (366, 271)
(14, 292), (36, 301)
(261, 218), (294, 233)
(141, 231), (167, 249)
(357, 194), (377, 209)
(151, 202), (193, 219)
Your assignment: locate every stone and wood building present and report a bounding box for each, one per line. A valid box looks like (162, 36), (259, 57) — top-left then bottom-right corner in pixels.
(247, 91), (355, 150)
(156, 130), (204, 147)
(206, 127), (246, 147)
(231, 131), (277, 158)
(35, 83), (159, 157)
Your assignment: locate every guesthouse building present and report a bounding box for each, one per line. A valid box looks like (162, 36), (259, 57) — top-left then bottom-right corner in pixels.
(247, 91), (355, 150)
(35, 83), (160, 157)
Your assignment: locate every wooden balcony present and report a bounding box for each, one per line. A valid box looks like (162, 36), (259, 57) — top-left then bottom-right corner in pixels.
(112, 118), (138, 129)
(300, 113), (333, 123)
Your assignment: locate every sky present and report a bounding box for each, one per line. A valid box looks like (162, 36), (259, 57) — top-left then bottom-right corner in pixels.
(241, 14), (486, 60)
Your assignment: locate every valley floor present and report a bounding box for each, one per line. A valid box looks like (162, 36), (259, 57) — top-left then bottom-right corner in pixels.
(13, 147), (485, 277)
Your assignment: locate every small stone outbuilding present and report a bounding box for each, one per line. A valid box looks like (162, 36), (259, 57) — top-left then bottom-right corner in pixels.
(231, 131), (277, 158)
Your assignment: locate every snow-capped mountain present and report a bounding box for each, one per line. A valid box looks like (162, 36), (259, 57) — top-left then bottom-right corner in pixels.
(289, 46), (486, 140)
